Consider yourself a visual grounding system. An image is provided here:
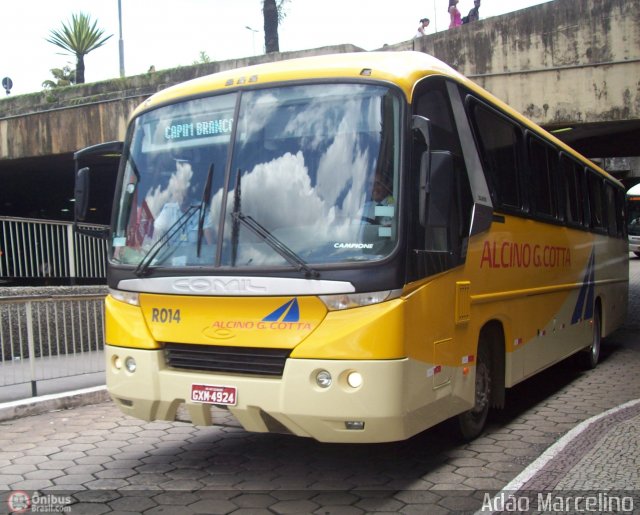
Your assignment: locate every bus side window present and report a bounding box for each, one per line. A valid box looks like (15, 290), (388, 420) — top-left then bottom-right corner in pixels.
(604, 183), (618, 237)
(587, 171), (606, 231)
(468, 100), (523, 212)
(561, 155), (584, 227)
(617, 188), (627, 238)
(528, 134), (558, 219)
(411, 77), (473, 277)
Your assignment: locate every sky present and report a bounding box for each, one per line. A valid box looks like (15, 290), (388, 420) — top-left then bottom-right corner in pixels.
(1, 0), (552, 96)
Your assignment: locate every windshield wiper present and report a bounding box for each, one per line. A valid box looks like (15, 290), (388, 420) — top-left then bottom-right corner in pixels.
(231, 169), (242, 267)
(196, 163), (215, 257)
(230, 170), (319, 279)
(136, 162), (216, 276)
(134, 205), (199, 277)
(232, 212), (320, 278)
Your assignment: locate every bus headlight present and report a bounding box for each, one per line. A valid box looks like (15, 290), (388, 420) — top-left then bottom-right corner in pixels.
(315, 370), (332, 388)
(109, 288), (140, 306)
(319, 289), (401, 311)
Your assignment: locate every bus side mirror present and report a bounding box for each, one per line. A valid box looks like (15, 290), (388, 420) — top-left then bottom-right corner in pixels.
(73, 140), (123, 239)
(75, 167), (90, 222)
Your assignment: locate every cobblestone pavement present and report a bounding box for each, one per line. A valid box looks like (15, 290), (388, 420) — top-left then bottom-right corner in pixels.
(0, 259), (639, 514)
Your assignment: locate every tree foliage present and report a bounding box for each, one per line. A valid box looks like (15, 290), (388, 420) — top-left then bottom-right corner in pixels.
(42, 66), (76, 89)
(46, 12), (112, 84)
(193, 51), (212, 65)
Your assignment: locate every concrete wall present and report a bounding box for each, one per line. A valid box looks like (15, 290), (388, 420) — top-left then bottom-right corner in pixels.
(0, 45), (362, 160)
(408, 0), (640, 126)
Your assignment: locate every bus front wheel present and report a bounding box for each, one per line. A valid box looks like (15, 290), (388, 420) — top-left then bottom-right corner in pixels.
(456, 343), (491, 440)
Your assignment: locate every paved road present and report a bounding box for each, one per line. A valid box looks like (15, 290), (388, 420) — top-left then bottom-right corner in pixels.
(1, 259), (639, 514)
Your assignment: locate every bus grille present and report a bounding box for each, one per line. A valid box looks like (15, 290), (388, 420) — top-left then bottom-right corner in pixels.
(164, 343), (291, 377)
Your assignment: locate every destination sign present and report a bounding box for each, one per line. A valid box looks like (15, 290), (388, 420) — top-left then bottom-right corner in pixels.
(163, 116), (234, 141)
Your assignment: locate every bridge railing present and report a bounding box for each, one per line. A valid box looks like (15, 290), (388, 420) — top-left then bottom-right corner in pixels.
(0, 217), (108, 283)
(0, 292), (106, 397)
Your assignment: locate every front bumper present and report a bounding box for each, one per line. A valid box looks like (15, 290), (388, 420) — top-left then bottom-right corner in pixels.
(106, 345), (460, 443)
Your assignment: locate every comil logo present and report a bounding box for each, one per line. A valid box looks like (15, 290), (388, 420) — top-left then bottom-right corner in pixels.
(262, 298), (300, 323)
(7, 491), (30, 513)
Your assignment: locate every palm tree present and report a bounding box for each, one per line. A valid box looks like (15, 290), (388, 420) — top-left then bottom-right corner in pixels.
(46, 12), (112, 84)
(263, 0), (288, 53)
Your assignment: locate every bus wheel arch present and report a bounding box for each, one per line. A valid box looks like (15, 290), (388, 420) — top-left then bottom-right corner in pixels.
(456, 320), (505, 440)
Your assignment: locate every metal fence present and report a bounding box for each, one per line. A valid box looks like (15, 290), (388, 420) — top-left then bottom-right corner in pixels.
(0, 293), (106, 396)
(0, 216), (108, 282)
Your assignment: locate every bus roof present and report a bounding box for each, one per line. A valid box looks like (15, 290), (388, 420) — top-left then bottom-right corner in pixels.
(132, 50), (619, 186)
(134, 51), (464, 115)
(627, 183), (640, 195)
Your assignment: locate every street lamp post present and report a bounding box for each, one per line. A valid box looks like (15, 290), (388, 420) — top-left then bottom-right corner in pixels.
(433, 0), (438, 32)
(118, 0), (125, 77)
(245, 26), (259, 56)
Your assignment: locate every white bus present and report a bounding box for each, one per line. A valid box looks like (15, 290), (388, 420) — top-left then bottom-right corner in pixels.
(627, 183), (640, 256)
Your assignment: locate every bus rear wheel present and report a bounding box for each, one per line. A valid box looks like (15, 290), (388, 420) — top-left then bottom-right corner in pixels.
(456, 344), (491, 440)
(581, 308), (601, 370)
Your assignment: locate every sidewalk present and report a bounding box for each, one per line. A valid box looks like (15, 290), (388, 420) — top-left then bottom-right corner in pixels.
(1, 385), (639, 500)
(478, 398), (640, 514)
(0, 385), (109, 422)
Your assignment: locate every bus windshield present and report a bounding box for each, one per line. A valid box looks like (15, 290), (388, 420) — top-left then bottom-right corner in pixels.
(112, 83), (401, 270)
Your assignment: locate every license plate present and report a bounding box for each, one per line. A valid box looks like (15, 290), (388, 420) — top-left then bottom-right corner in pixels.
(191, 384), (237, 406)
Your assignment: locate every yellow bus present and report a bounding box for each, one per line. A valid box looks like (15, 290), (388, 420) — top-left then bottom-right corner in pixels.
(76, 51), (628, 443)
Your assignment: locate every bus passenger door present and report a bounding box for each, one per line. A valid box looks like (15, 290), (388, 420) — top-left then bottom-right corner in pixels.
(406, 77), (476, 396)
(409, 77), (475, 281)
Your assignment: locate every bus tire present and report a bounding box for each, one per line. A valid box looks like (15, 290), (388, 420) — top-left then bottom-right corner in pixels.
(456, 342), (491, 440)
(581, 306), (601, 370)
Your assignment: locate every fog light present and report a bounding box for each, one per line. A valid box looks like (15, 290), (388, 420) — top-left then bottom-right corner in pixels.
(345, 421), (365, 430)
(113, 356), (123, 370)
(125, 357), (137, 373)
(316, 370), (332, 388)
(346, 371), (363, 389)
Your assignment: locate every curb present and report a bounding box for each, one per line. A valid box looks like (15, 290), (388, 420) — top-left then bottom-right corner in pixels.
(476, 398), (640, 515)
(0, 385), (110, 422)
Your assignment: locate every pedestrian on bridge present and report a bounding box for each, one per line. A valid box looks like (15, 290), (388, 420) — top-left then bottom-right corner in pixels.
(448, 0), (462, 28)
(416, 17), (430, 37)
(463, 0), (481, 23)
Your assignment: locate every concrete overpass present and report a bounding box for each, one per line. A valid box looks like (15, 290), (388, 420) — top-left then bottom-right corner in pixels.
(0, 0), (638, 222)
(405, 0), (640, 160)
